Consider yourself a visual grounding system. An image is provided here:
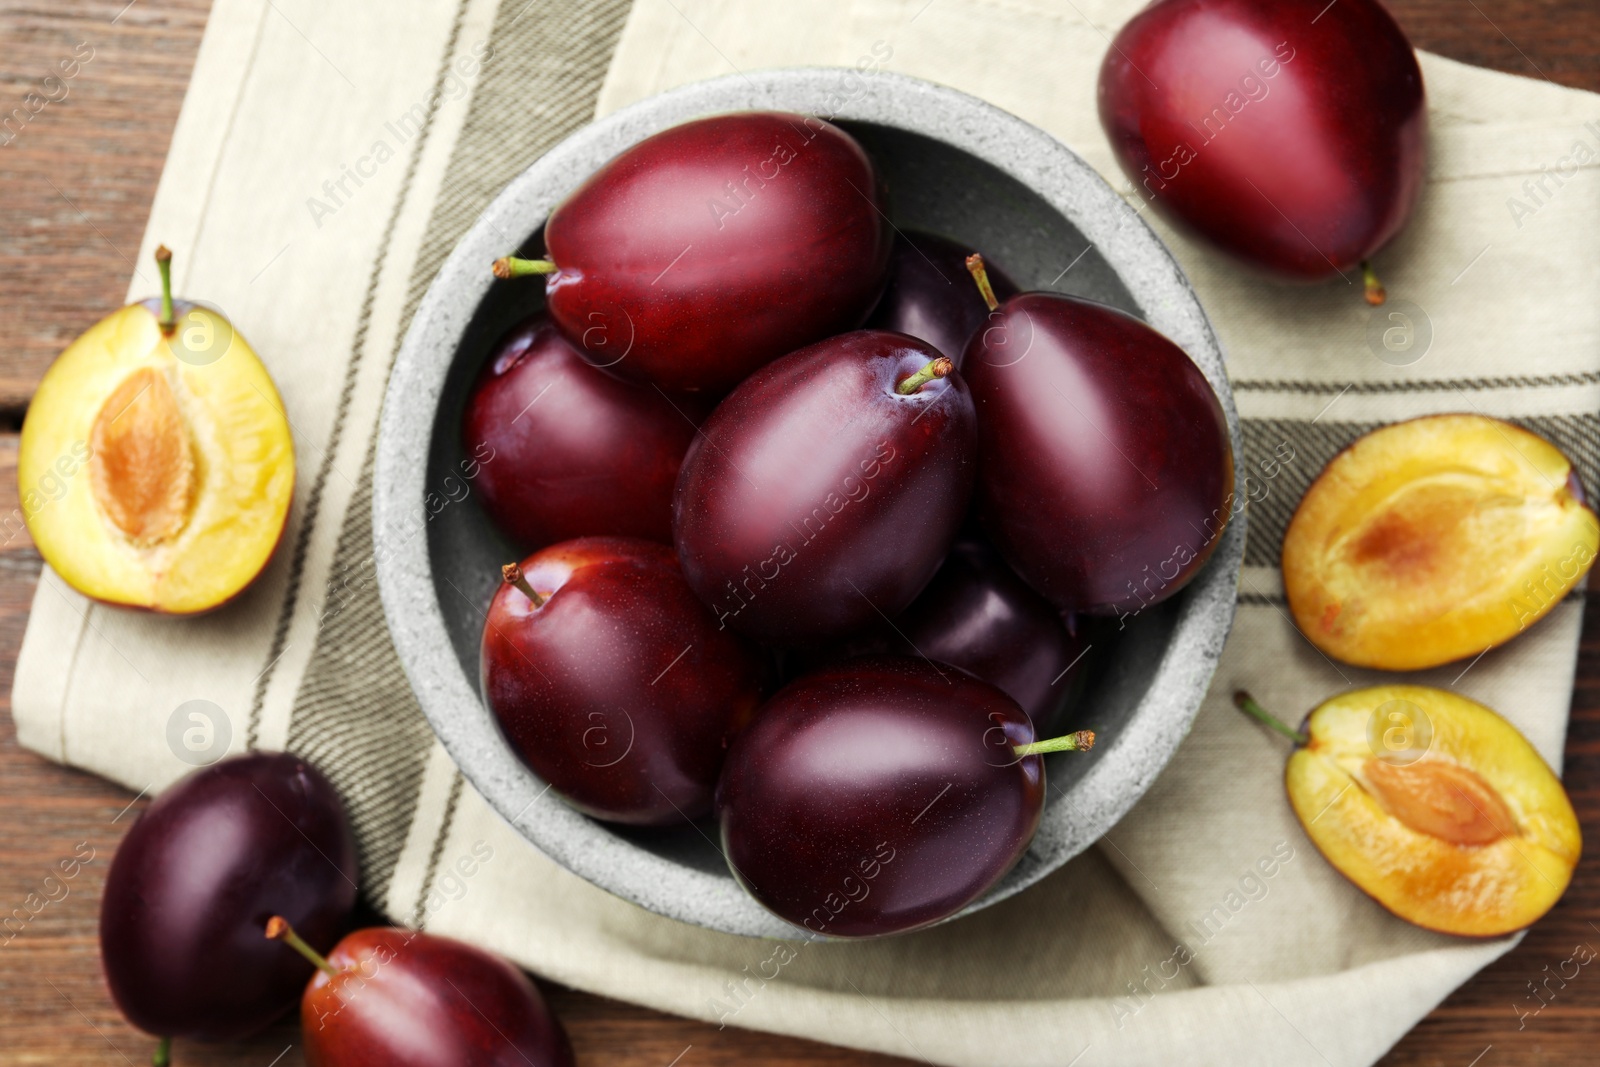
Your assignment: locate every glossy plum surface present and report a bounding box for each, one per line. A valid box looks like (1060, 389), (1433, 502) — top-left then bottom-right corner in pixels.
(673, 330), (976, 644)
(964, 292), (1233, 616)
(541, 111), (892, 393)
(865, 231), (1017, 363)
(1098, 0), (1425, 282)
(788, 539), (1096, 735)
(482, 537), (763, 825)
(892, 539), (1096, 735)
(716, 657), (1044, 937)
(461, 314), (703, 549)
(298, 927), (573, 1067)
(99, 753), (357, 1042)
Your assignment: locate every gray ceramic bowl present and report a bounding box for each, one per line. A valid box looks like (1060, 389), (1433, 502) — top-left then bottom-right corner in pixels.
(375, 68), (1243, 939)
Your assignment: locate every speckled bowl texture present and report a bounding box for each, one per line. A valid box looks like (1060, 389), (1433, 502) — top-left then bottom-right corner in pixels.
(374, 68), (1244, 939)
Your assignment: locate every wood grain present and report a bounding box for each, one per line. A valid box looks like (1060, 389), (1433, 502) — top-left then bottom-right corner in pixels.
(0, 0), (213, 418)
(2, 1), (1598, 1064)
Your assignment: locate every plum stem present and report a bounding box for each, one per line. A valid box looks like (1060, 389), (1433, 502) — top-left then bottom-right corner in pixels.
(502, 562), (547, 607)
(1360, 260), (1386, 306)
(265, 915), (339, 978)
(1013, 730), (1095, 757)
(492, 256), (558, 280)
(896, 356), (954, 395)
(965, 253), (1000, 312)
(1233, 690), (1309, 745)
(154, 245), (176, 337)
(152, 1037), (171, 1067)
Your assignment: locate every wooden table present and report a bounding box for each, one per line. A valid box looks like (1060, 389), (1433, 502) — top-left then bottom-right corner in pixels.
(3, 2), (1597, 1063)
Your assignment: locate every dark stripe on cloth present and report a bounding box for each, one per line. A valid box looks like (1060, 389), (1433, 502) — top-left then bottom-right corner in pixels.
(1238, 414), (1600, 568)
(284, 0), (633, 913)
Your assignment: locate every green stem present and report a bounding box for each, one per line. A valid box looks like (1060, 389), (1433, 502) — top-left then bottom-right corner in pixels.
(492, 256), (558, 280)
(1360, 260), (1386, 307)
(965, 253), (1000, 312)
(265, 916), (338, 978)
(152, 1037), (171, 1067)
(154, 246), (175, 336)
(1232, 690), (1309, 745)
(1013, 730), (1095, 757)
(502, 562), (547, 607)
(896, 356), (954, 395)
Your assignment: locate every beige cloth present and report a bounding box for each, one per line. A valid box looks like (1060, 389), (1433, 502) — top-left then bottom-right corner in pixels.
(13, 0), (1600, 1064)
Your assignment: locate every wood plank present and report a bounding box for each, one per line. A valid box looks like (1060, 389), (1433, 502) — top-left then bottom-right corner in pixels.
(0, 0), (213, 416)
(1, 1), (1598, 1064)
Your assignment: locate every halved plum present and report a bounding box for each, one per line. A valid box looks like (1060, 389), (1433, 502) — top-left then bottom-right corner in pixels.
(1282, 414), (1596, 670)
(20, 248), (294, 613)
(1280, 685), (1579, 937)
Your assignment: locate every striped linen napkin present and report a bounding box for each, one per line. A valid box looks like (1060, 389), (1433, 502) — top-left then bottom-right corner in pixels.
(14, 0), (1600, 1063)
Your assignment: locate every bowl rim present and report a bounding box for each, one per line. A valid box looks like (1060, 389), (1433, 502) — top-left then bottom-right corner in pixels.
(374, 66), (1244, 940)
